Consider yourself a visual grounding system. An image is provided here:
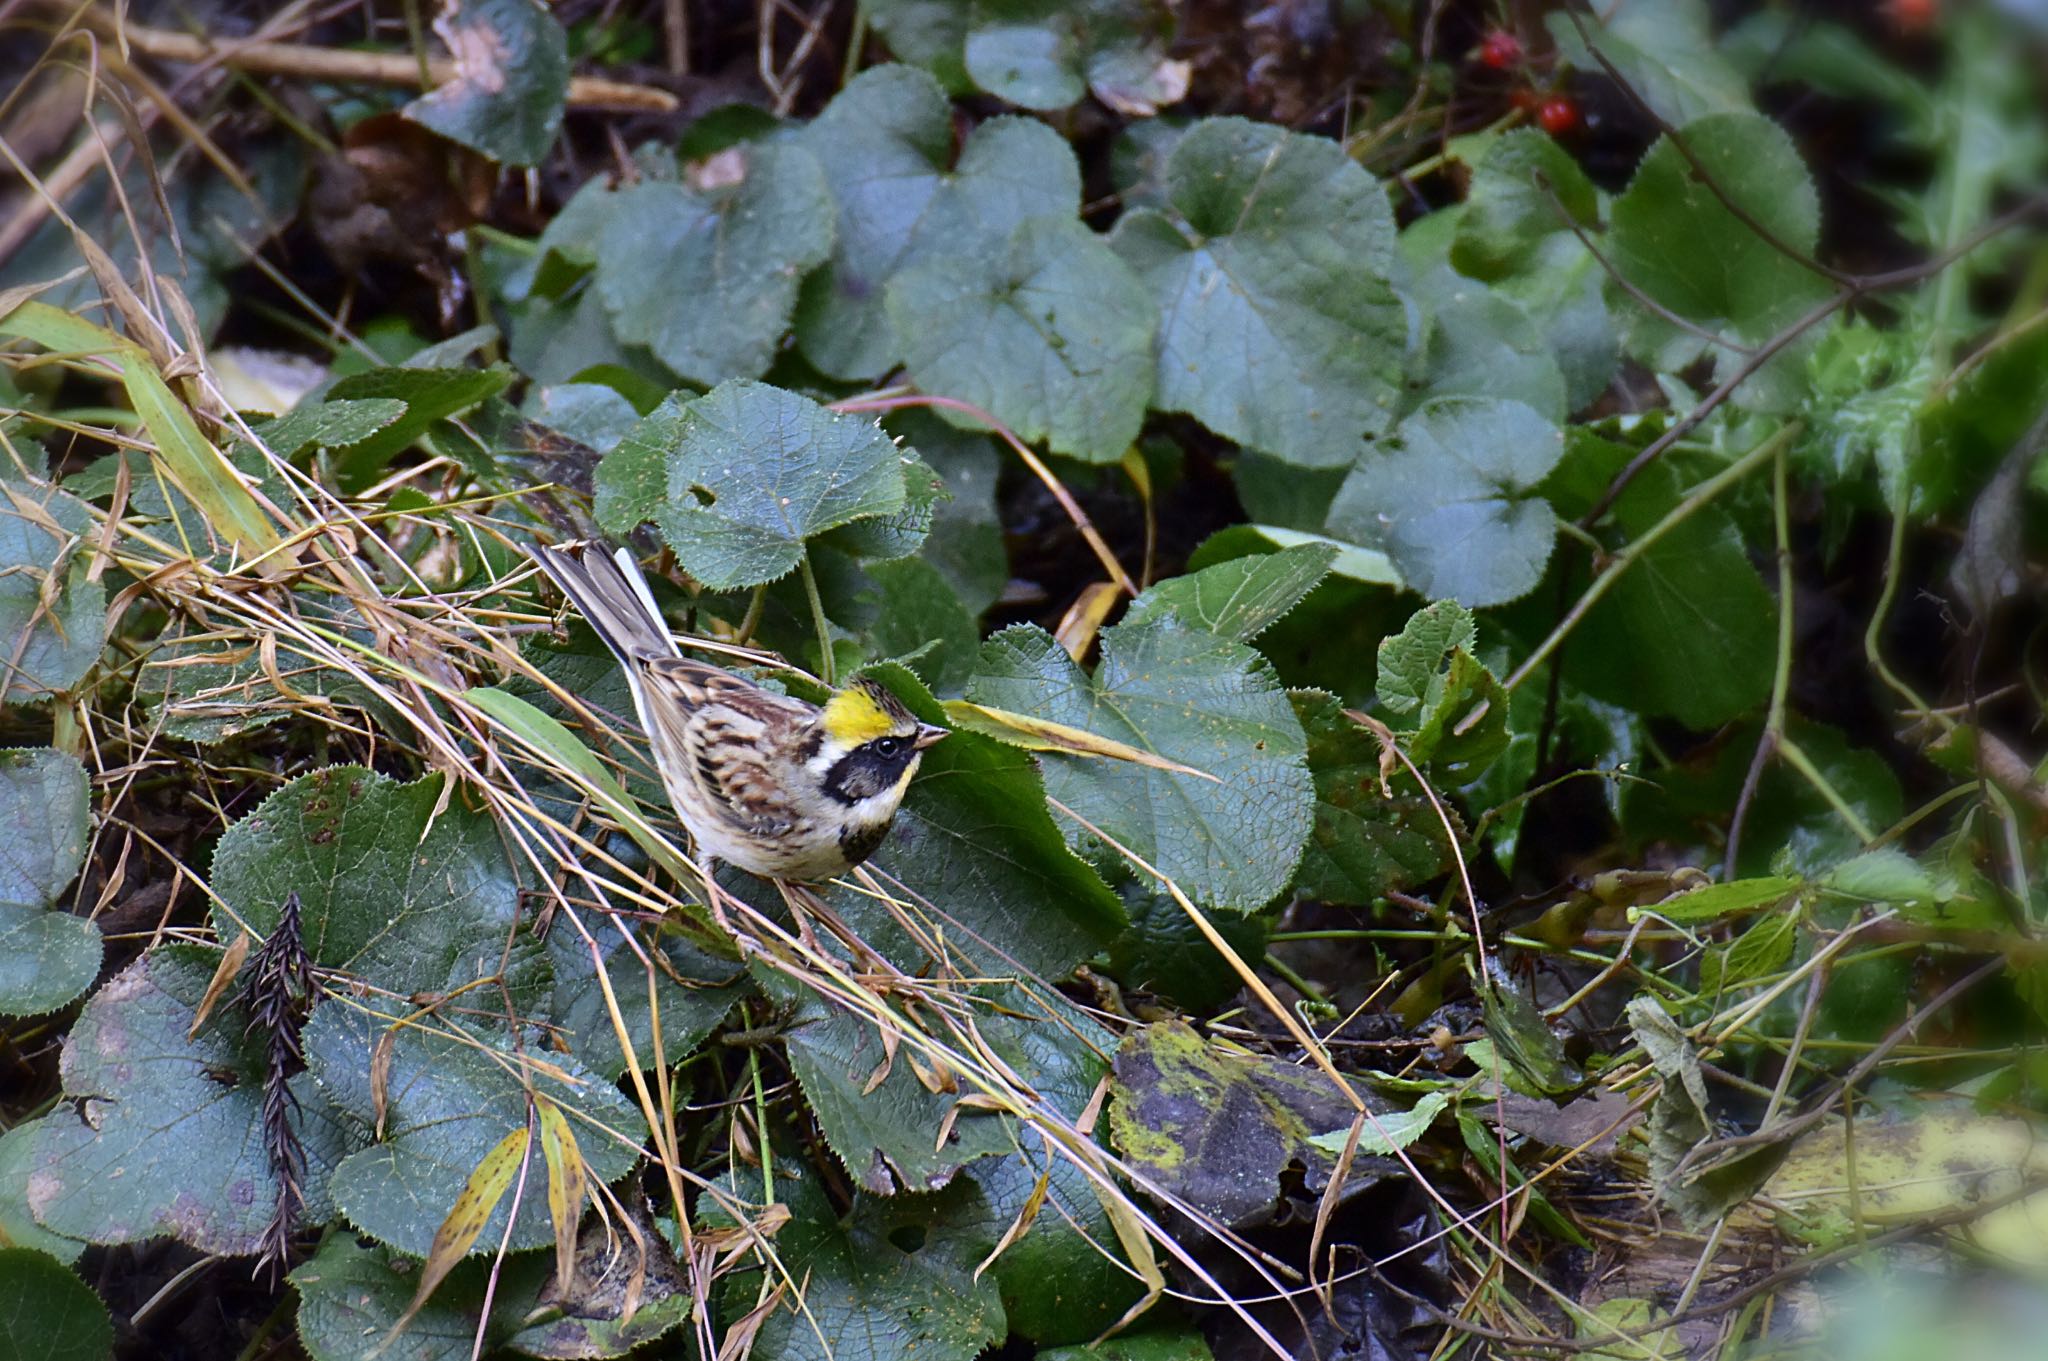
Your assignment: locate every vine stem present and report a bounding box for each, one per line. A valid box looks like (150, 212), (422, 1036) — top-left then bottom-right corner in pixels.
(1504, 422), (1804, 695)
(1724, 445), (1795, 877)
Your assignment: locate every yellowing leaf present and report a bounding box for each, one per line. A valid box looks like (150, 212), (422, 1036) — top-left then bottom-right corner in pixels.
(941, 699), (1220, 782)
(535, 1096), (589, 1299)
(379, 1124), (530, 1352)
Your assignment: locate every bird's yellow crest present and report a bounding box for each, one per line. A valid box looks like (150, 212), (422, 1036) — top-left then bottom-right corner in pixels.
(820, 680), (904, 745)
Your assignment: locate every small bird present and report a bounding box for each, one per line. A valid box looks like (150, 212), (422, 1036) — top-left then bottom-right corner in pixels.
(531, 541), (947, 881)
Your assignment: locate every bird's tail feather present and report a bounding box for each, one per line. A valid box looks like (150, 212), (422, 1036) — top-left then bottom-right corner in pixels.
(532, 541), (680, 663)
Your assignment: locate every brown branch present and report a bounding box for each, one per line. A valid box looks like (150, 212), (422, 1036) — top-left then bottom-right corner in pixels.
(59, 7), (680, 113)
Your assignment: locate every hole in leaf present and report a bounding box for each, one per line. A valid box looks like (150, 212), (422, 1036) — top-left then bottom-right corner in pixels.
(887, 1224), (927, 1254)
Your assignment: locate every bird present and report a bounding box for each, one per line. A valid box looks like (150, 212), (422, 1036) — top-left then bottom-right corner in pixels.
(529, 540), (947, 883)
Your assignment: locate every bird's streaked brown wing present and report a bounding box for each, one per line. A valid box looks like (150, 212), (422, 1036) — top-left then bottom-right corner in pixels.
(637, 656), (815, 838)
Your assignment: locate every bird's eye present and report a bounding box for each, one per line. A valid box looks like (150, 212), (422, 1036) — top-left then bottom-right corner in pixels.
(873, 736), (903, 759)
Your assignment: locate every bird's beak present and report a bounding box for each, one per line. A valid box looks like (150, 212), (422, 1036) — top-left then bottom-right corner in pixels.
(913, 723), (950, 751)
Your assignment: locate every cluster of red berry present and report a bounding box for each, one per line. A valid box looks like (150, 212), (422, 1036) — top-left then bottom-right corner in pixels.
(1471, 28), (1580, 136)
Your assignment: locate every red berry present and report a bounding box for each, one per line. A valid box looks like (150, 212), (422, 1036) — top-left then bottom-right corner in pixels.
(1537, 97), (1580, 135)
(1476, 30), (1522, 69)
(1886, 0), (1937, 31)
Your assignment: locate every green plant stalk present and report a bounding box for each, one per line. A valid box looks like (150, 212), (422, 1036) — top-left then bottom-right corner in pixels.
(799, 550), (834, 688)
(1504, 423), (1803, 694)
(1774, 735), (1876, 843)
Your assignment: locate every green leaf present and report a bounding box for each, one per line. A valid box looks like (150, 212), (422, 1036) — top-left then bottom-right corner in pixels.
(1480, 963), (1584, 1097)
(730, 1165), (1005, 1361)
(942, 989), (1135, 1340)
(967, 620), (1314, 911)
(255, 397), (408, 457)
(888, 215), (1155, 464)
(960, 1152), (1143, 1344)
(765, 971), (1010, 1194)
(594, 143), (835, 385)
(403, 0), (567, 165)
(818, 445), (942, 563)
(0, 1122), (85, 1262)
(0, 1249), (111, 1361)
(796, 68), (1081, 380)
(1609, 112), (1830, 342)
(964, 0), (1180, 114)
(1111, 117), (1404, 468)
(1547, 0), (1751, 127)
(304, 1004), (639, 1257)
(1291, 693), (1454, 908)
(209, 767), (534, 1004)
(1451, 129), (1601, 280)
(323, 365), (515, 487)
(862, 2), (972, 91)
(1701, 910), (1797, 994)
(0, 748), (97, 1016)
(546, 926), (745, 1079)
(1106, 889), (1269, 1012)
(647, 381), (910, 590)
(1627, 996), (1782, 1222)
(0, 480), (105, 700)
(1553, 435), (1776, 729)
(25, 949), (350, 1253)
(1039, 1327), (1215, 1361)
(813, 663), (1124, 978)
(1638, 875), (1802, 925)
(0, 909), (99, 1020)
(1374, 599), (1473, 715)
(293, 1229), (695, 1361)
(522, 380), (640, 455)
(1405, 265), (1568, 420)
(1122, 541), (1337, 641)
(859, 556), (981, 693)
(1328, 397), (1564, 608)
(1822, 848), (1936, 904)
(295, 1236), (497, 1361)
(1306, 1089), (1452, 1157)
(591, 391), (683, 535)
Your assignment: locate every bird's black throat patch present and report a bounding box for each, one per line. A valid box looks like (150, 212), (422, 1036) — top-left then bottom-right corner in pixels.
(822, 742), (915, 805)
(837, 818), (891, 868)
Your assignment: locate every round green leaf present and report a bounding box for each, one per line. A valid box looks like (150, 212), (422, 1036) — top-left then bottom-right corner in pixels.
(725, 1166), (1005, 1361)
(1111, 117), (1404, 468)
(304, 1005), (639, 1257)
(649, 381), (911, 589)
(593, 142), (835, 386)
(1451, 129), (1601, 280)
(0, 909), (100, 1018)
(403, 0), (568, 165)
(797, 68), (1080, 380)
(25, 949), (351, 1253)
(967, 619), (1313, 911)
(209, 767), (534, 1004)
(0, 480), (104, 700)
(889, 216), (1155, 464)
(0, 1249), (110, 1361)
(1121, 541), (1337, 641)
(1327, 397), (1564, 608)
(0, 747), (97, 1016)
(0, 1123), (85, 1262)
(1609, 112), (1828, 339)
